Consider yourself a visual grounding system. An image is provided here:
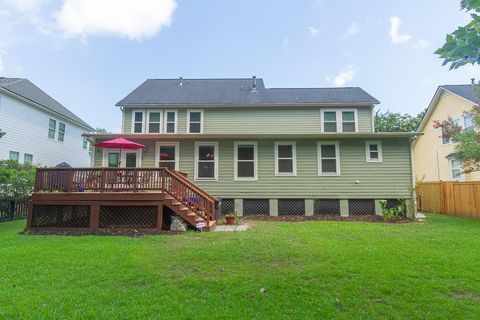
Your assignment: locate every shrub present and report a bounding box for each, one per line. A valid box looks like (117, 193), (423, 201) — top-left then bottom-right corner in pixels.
(0, 160), (36, 201)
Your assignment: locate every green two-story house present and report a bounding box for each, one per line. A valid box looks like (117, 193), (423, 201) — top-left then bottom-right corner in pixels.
(87, 77), (416, 218)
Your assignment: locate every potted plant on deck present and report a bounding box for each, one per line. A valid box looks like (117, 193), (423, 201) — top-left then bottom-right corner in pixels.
(225, 212), (236, 225)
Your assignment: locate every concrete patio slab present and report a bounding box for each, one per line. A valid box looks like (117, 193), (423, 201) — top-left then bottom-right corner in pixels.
(213, 225), (249, 232)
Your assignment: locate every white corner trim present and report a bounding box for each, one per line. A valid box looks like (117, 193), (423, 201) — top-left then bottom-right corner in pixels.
(234, 141), (258, 181)
(187, 109), (204, 134)
(194, 141), (218, 181)
(365, 140), (383, 162)
(317, 141), (341, 176)
(155, 141), (180, 170)
(274, 141), (297, 176)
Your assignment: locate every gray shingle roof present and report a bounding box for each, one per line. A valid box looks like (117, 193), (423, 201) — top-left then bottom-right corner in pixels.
(116, 78), (380, 106)
(0, 77), (93, 130)
(440, 84), (480, 104)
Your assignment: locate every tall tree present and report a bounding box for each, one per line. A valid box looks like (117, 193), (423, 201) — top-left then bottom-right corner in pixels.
(374, 110), (425, 132)
(435, 0), (480, 69)
(95, 128), (110, 134)
(434, 0), (480, 173)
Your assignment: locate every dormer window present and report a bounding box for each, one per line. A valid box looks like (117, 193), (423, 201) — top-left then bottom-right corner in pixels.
(187, 110), (204, 133)
(321, 109), (357, 133)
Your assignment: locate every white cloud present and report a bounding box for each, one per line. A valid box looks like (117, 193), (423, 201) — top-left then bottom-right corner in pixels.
(389, 16), (411, 44)
(414, 39), (431, 49)
(2, 0), (44, 12)
(308, 26), (319, 36)
(340, 22), (358, 39)
(56, 0), (177, 40)
(0, 50), (5, 74)
(328, 65), (356, 87)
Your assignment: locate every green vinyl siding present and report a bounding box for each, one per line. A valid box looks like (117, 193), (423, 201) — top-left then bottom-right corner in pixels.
(123, 106), (373, 134)
(93, 137), (411, 199)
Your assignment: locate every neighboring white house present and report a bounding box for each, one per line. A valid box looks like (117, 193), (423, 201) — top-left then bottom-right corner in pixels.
(0, 77), (93, 167)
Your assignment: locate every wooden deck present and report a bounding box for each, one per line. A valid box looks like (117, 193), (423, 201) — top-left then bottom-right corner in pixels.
(27, 168), (217, 232)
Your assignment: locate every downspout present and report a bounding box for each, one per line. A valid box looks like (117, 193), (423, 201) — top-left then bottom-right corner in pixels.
(436, 150), (441, 180)
(120, 106), (125, 133)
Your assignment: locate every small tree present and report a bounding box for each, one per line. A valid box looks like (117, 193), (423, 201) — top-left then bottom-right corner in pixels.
(433, 105), (480, 173)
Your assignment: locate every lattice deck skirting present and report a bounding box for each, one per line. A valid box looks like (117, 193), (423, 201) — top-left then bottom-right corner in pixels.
(220, 199), (235, 215)
(278, 199), (305, 215)
(348, 199), (376, 215)
(31, 205), (90, 228)
(99, 206), (157, 229)
(314, 199), (341, 215)
(243, 199), (270, 216)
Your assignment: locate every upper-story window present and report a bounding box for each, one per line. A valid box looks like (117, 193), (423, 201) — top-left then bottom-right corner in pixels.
(188, 110), (204, 133)
(164, 110), (177, 133)
(442, 118), (460, 144)
(464, 114), (475, 132)
(365, 141), (383, 162)
(48, 119), (56, 139)
(83, 137), (89, 149)
(132, 111), (144, 133)
(58, 122), (66, 142)
(147, 111), (162, 133)
(321, 110), (357, 133)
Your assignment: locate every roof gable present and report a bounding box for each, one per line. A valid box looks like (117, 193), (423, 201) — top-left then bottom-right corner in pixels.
(116, 78), (380, 106)
(0, 77), (93, 130)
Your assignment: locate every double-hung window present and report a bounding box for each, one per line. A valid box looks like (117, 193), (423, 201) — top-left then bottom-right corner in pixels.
(317, 142), (340, 175)
(9, 151), (19, 161)
(464, 114), (475, 132)
(147, 111), (162, 133)
(24, 153), (33, 164)
(321, 110), (357, 133)
(48, 119), (56, 139)
(450, 158), (465, 181)
(132, 111), (144, 133)
(164, 110), (177, 133)
(234, 142), (257, 181)
(195, 142), (218, 180)
(275, 142), (296, 176)
(58, 122), (65, 142)
(188, 110), (203, 133)
(83, 137), (89, 149)
(157, 142), (179, 170)
(365, 141), (383, 162)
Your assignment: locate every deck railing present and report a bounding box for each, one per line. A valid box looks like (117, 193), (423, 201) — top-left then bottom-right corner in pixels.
(34, 168), (217, 222)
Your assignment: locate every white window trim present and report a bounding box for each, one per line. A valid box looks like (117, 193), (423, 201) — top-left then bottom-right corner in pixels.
(449, 158), (466, 181)
(155, 142), (180, 170)
(320, 109), (358, 133)
(317, 141), (341, 176)
(234, 141), (258, 181)
(163, 109), (178, 134)
(274, 141), (297, 176)
(146, 110), (163, 134)
(194, 141), (218, 181)
(131, 110), (146, 134)
(187, 109), (204, 134)
(365, 141), (383, 162)
(102, 149), (142, 168)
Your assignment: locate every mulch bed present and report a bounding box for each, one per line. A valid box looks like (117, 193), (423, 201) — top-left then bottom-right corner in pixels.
(242, 214), (415, 223)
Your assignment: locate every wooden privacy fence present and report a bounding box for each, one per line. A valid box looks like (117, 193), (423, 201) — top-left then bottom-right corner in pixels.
(417, 181), (480, 219)
(0, 197), (29, 222)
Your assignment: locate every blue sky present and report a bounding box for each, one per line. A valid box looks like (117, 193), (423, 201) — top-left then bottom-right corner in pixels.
(0, 0), (476, 132)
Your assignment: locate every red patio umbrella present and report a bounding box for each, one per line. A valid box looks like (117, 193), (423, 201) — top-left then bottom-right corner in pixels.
(93, 138), (146, 167)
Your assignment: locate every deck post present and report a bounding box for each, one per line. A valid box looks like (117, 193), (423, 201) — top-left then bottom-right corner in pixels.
(90, 205), (100, 229)
(374, 200), (382, 216)
(234, 199), (243, 217)
(157, 205), (163, 230)
(26, 198), (33, 229)
(305, 199), (314, 216)
(340, 199), (349, 217)
(269, 199), (278, 216)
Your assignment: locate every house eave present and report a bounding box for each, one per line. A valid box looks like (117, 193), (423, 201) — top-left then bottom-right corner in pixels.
(115, 102), (378, 108)
(84, 132), (421, 140)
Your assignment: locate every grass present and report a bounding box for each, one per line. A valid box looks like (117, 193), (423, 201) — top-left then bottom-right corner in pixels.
(1, 214), (480, 319)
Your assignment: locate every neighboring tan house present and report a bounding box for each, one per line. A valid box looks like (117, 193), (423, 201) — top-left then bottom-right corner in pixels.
(87, 77), (416, 217)
(414, 84), (480, 182)
(0, 77), (93, 167)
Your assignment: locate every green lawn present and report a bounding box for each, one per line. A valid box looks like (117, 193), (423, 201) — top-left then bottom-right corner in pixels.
(1, 214), (480, 319)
